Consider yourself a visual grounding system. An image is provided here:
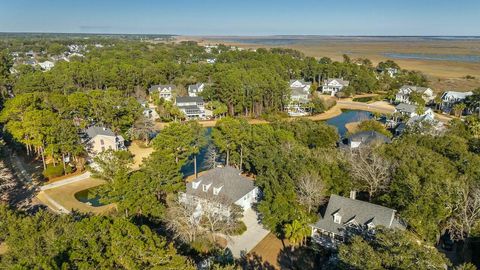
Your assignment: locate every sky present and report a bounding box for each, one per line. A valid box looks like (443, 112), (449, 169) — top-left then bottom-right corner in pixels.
(0, 0), (479, 36)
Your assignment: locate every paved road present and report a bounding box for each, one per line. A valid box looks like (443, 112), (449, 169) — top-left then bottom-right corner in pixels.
(40, 172), (91, 191)
(227, 208), (270, 258)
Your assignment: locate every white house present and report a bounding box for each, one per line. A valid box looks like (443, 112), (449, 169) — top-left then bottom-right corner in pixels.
(311, 194), (403, 248)
(175, 96), (206, 119)
(84, 126), (125, 156)
(395, 103), (435, 120)
(188, 83), (205, 97)
(182, 167), (259, 216)
(149, 84), (175, 101)
(440, 91), (473, 111)
(321, 78), (350, 96)
(287, 79), (311, 116)
(38, 61), (55, 71)
(395, 85), (434, 104)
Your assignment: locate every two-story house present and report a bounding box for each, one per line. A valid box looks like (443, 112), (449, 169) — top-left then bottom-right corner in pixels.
(321, 78), (350, 96)
(311, 194), (403, 248)
(395, 103), (434, 119)
(181, 166), (259, 216)
(395, 85), (434, 104)
(287, 79), (312, 116)
(175, 96), (206, 119)
(149, 84), (175, 101)
(84, 126), (125, 156)
(440, 91), (473, 112)
(188, 83), (205, 97)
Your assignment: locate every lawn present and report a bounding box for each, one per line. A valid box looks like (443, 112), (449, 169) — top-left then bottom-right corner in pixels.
(38, 177), (115, 215)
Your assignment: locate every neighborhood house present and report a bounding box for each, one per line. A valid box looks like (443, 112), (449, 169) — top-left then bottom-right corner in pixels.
(311, 194), (403, 247)
(84, 126), (125, 155)
(181, 166), (259, 215)
(343, 131), (391, 149)
(440, 91), (473, 111)
(395, 103), (434, 119)
(321, 78), (350, 96)
(395, 85), (434, 104)
(188, 83), (205, 97)
(287, 79), (311, 116)
(149, 84), (175, 101)
(175, 96), (206, 119)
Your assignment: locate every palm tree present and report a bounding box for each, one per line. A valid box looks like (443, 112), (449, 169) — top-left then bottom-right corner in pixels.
(284, 220), (310, 251)
(453, 103), (466, 117)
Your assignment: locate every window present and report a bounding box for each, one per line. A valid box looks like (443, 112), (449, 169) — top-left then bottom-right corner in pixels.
(213, 186), (223, 195)
(333, 213), (341, 224)
(100, 139), (104, 145)
(202, 183), (211, 192)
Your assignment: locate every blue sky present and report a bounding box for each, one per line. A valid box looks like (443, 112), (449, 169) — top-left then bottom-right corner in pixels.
(0, 0), (479, 35)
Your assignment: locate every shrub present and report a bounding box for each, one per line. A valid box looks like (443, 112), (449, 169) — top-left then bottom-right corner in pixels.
(231, 221), (247, 235)
(64, 165), (74, 174)
(42, 164), (64, 179)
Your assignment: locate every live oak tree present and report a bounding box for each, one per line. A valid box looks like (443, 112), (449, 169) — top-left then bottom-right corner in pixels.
(337, 229), (449, 270)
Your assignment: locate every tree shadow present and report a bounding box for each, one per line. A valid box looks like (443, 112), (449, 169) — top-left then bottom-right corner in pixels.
(277, 244), (328, 270)
(240, 252), (276, 270)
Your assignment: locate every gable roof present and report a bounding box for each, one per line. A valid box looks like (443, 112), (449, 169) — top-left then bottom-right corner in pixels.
(186, 166), (256, 203)
(348, 131), (391, 145)
(324, 78), (350, 86)
(395, 103), (418, 114)
(149, 84), (175, 93)
(441, 91), (473, 100)
(400, 85), (431, 94)
(85, 126), (116, 138)
(188, 83), (204, 92)
(313, 195), (401, 236)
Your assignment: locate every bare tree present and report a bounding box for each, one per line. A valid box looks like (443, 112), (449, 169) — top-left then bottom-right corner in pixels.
(198, 194), (243, 242)
(0, 159), (16, 203)
(447, 184), (480, 241)
(346, 146), (392, 200)
(296, 172), (325, 213)
(128, 116), (155, 145)
(165, 197), (202, 243)
(204, 144), (219, 169)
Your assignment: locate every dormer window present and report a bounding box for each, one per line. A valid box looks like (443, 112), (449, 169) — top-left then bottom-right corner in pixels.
(367, 222), (375, 230)
(202, 183), (212, 192)
(333, 213), (342, 224)
(192, 180), (201, 189)
(213, 186), (223, 195)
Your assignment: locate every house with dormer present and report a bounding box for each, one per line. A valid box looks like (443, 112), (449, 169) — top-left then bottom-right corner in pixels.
(321, 78), (350, 96)
(181, 167), (259, 216)
(149, 84), (176, 101)
(395, 85), (434, 104)
(311, 194), (403, 248)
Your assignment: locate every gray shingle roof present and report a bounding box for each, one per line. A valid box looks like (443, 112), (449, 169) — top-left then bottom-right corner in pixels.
(325, 78), (350, 86)
(395, 103), (417, 114)
(85, 126), (115, 138)
(186, 167), (256, 203)
(348, 131), (391, 145)
(149, 84), (175, 93)
(313, 195), (401, 236)
(291, 87), (309, 97)
(400, 85), (430, 93)
(188, 83), (204, 92)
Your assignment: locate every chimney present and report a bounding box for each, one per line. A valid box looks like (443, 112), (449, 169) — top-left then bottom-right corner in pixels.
(350, 190), (356, 200)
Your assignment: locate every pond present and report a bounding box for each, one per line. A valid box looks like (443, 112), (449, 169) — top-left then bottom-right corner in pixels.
(74, 188), (104, 207)
(326, 110), (373, 136)
(180, 110), (373, 177)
